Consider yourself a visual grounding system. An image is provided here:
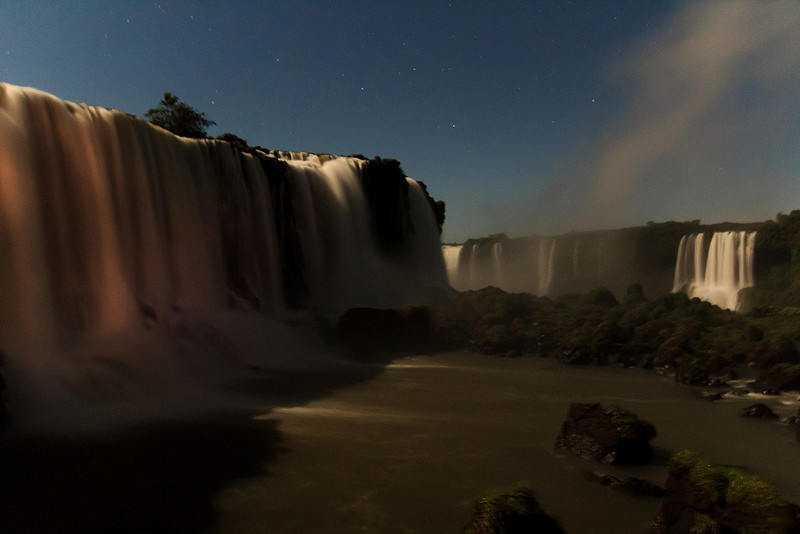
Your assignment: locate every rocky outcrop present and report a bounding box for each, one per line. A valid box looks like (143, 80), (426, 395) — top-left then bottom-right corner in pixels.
(652, 450), (800, 534)
(554, 403), (656, 464)
(463, 484), (564, 534)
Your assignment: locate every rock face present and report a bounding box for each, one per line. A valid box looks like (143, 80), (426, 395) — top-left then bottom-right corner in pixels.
(653, 450), (800, 534)
(463, 485), (564, 534)
(554, 403), (656, 464)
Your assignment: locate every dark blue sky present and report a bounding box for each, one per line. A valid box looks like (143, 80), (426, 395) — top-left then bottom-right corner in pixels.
(2, 1), (799, 242)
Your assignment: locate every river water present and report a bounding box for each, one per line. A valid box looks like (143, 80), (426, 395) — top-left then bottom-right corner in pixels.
(216, 353), (800, 533)
(2, 351), (798, 533)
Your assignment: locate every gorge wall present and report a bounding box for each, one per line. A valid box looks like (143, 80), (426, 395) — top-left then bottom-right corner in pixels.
(0, 84), (449, 421)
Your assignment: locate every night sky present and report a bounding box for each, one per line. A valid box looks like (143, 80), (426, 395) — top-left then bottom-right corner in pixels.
(2, 1), (799, 242)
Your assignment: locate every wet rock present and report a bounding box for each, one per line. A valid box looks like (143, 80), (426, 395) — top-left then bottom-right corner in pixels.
(652, 450), (800, 534)
(592, 474), (665, 497)
(751, 363), (800, 393)
(464, 484), (564, 534)
(554, 403), (656, 464)
(796, 408), (800, 442)
(701, 391), (725, 401)
(740, 403), (779, 419)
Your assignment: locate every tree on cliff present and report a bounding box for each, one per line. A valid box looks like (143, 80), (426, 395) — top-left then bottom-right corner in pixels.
(145, 93), (215, 138)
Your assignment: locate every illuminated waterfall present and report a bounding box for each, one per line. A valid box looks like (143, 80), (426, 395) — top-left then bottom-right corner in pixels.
(672, 231), (756, 310)
(0, 83), (448, 416)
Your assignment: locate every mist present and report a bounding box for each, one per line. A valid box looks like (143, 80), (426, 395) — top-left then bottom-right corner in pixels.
(510, 1), (800, 237)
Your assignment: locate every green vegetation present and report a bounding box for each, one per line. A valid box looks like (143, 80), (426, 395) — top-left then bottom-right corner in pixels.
(464, 484), (564, 534)
(145, 93), (215, 138)
(602, 404), (656, 442)
(654, 451), (799, 533)
(419, 285), (800, 389)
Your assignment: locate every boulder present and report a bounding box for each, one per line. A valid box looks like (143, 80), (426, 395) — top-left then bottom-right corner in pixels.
(652, 450), (800, 534)
(592, 474), (664, 497)
(740, 403), (779, 419)
(554, 403), (656, 464)
(463, 484), (564, 534)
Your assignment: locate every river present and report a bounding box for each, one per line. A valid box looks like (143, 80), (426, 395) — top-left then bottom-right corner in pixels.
(2, 352), (798, 533)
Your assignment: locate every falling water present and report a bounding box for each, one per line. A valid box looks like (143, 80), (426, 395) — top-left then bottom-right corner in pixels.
(672, 231), (756, 310)
(0, 83), (449, 421)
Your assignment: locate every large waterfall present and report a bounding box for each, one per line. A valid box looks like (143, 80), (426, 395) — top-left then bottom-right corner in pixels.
(0, 84), (448, 422)
(442, 231), (662, 298)
(672, 231), (756, 310)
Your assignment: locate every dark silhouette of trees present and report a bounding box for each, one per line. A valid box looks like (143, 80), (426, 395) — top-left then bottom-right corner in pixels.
(145, 93), (215, 138)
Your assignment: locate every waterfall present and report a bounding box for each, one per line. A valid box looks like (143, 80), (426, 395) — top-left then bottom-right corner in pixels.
(537, 238), (557, 296)
(442, 235), (558, 296)
(672, 231), (756, 310)
(0, 84), (448, 420)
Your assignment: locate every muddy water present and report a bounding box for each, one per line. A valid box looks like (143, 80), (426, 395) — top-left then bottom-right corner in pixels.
(216, 353), (800, 533)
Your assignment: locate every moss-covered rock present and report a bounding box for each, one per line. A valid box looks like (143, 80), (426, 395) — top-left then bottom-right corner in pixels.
(463, 484), (564, 534)
(652, 450), (800, 534)
(554, 403), (656, 464)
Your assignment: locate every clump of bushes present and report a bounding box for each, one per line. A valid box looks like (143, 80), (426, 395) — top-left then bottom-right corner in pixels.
(425, 285), (800, 390)
(464, 484), (564, 534)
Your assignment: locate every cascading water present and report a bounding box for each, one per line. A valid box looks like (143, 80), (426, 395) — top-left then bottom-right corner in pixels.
(672, 231), (756, 310)
(442, 235), (560, 296)
(0, 83), (448, 423)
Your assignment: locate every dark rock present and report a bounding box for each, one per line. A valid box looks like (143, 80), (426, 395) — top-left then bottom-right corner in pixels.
(731, 387), (751, 396)
(751, 363), (800, 393)
(559, 347), (591, 365)
(593, 474), (664, 497)
(333, 306), (433, 355)
(652, 450), (800, 534)
(0, 352), (7, 436)
(796, 408), (800, 442)
(740, 403), (779, 419)
(554, 403), (656, 464)
(701, 391), (725, 401)
(464, 484), (564, 534)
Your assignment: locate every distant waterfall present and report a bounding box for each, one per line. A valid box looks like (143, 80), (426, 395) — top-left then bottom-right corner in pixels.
(442, 235), (558, 296)
(672, 231), (756, 310)
(0, 83), (448, 416)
